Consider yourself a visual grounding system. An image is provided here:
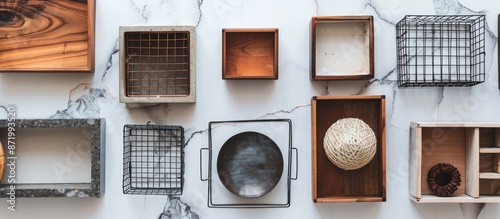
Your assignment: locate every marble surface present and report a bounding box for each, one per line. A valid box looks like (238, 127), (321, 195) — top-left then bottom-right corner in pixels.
(0, 0), (499, 218)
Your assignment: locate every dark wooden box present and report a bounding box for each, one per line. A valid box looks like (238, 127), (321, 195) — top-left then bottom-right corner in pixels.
(223, 28), (278, 79)
(311, 95), (386, 202)
(311, 16), (374, 80)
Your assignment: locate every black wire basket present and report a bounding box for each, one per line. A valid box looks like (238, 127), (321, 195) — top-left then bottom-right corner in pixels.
(123, 124), (184, 195)
(396, 15), (485, 87)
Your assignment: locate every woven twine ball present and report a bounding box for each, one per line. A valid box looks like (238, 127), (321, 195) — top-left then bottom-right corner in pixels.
(323, 118), (377, 170)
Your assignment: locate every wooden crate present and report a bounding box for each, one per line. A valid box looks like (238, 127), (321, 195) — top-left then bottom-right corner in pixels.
(223, 28), (278, 79)
(0, 0), (95, 72)
(311, 95), (386, 202)
(409, 122), (500, 203)
(311, 16), (374, 80)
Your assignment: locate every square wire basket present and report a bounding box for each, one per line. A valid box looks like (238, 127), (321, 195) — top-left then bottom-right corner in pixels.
(396, 15), (485, 87)
(123, 124), (184, 195)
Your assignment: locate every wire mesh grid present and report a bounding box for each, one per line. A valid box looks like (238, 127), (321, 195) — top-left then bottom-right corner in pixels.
(125, 31), (190, 96)
(396, 15), (485, 87)
(123, 124), (184, 195)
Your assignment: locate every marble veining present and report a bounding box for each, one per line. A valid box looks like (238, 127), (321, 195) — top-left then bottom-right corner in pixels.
(51, 84), (111, 119)
(100, 39), (120, 83)
(314, 0), (319, 16)
(365, 1), (397, 26)
(197, 0), (204, 27)
(159, 196), (201, 219)
(129, 0), (149, 21)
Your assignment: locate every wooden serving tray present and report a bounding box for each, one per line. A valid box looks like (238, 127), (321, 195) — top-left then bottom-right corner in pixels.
(0, 0), (95, 72)
(311, 95), (386, 202)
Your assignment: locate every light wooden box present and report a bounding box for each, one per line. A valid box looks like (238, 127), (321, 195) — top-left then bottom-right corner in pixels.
(311, 16), (374, 80)
(311, 95), (386, 202)
(410, 122), (500, 203)
(222, 28), (278, 80)
(0, 0), (95, 72)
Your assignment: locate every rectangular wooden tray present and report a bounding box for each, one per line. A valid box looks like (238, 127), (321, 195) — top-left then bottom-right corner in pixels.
(311, 16), (374, 80)
(223, 28), (278, 79)
(311, 95), (386, 202)
(0, 0), (95, 72)
(409, 122), (500, 203)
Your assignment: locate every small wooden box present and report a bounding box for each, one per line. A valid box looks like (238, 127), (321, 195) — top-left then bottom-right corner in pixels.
(311, 95), (386, 202)
(223, 28), (278, 79)
(0, 0), (95, 72)
(311, 16), (374, 80)
(410, 122), (500, 203)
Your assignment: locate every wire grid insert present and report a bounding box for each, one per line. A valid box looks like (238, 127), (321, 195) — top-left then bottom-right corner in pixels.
(125, 31), (190, 96)
(123, 124), (184, 195)
(396, 15), (485, 87)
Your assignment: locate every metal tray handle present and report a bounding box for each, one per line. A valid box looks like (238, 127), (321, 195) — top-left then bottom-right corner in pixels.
(291, 147), (298, 180)
(200, 148), (210, 181)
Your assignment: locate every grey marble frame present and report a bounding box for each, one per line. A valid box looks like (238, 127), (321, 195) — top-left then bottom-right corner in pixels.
(0, 119), (105, 198)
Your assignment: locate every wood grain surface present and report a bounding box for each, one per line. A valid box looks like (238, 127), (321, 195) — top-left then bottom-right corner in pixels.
(420, 128), (467, 196)
(223, 29), (278, 79)
(0, 0), (94, 72)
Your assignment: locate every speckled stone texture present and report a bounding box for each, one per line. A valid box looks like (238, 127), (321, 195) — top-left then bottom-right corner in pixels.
(0, 119), (105, 198)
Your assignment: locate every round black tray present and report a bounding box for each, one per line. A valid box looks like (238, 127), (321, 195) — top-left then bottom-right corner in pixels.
(217, 131), (284, 199)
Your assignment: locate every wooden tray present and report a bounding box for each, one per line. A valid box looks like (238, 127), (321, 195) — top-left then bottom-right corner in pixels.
(223, 28), (278, 79)
(0, 0), (95, 72)
(311, 95), (386, 202)
(311, 16), (374, 80)
(409, 122), (500, 203)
